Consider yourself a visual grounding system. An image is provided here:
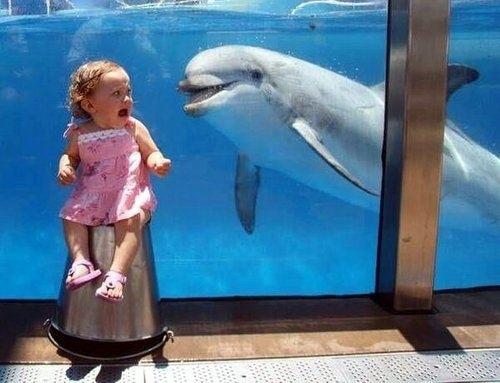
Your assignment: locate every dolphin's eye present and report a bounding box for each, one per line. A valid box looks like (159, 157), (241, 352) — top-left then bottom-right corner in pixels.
(250, 70), (262, 80)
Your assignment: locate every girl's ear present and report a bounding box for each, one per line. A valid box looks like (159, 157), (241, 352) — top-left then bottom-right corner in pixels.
(81, 98), (95, 114)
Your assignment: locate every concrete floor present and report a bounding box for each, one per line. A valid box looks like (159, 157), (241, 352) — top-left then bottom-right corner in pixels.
(0, 289), (498, 364)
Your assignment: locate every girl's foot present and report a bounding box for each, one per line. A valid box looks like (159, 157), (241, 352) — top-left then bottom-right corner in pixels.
(65, 259), (102, 290)
(95, 270), (127, 302)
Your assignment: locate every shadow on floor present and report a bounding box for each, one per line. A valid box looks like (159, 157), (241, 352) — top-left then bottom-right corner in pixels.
(0, 289), (498, 363)
(160, 289), (500, 351)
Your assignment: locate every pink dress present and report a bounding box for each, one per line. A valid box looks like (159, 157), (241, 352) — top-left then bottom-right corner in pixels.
(59, 120), (157, 226)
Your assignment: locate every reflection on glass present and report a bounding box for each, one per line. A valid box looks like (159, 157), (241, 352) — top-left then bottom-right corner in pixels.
(436, 0), (500, 289)
(0, 1), (387, 298)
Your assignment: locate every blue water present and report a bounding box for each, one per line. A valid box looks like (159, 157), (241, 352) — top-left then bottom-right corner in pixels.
(437, 3), (500, 289)
(0, 1), (498, 299)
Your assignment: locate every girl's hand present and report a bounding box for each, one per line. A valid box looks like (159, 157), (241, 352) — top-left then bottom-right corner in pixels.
(153, 158), (172, 177)
(58, 165), (76, 185)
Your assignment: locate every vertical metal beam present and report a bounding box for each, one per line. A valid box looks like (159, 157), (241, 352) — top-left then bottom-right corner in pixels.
(377, 0), (450, 311)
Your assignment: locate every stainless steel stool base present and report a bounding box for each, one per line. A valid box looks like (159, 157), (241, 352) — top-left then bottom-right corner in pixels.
(45, 319), (173, 361)
(48, 223), (171, 360)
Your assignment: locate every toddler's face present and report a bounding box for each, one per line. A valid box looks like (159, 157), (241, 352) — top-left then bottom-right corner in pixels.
(87, 68), (133, 128)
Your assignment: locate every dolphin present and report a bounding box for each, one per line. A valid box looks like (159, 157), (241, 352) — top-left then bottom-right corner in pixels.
(179, 45), (500, 233)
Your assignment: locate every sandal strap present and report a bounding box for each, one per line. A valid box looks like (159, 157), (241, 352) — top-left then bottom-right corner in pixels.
(68, 259), (95, 275)
(105, 270), (127, 285)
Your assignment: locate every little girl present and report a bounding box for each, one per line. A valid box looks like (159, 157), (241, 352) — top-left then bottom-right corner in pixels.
(58, 60), (171, 302)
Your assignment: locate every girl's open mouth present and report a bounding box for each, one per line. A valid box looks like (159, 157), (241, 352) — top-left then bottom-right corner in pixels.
(118, 108), (129, 117)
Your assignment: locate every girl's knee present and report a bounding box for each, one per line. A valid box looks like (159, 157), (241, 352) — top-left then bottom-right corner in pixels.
(116, 215), (140, 230)
(114, 210), (149, 232)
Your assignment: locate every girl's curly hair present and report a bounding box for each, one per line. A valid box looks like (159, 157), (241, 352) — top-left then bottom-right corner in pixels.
(68, 60), (122, 118)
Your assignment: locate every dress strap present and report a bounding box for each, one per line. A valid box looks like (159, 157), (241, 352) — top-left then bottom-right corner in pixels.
(124, 116), (135, 129)
(63, 116), (93, 138)
(124, 117), (137, 138)
(63, 117), (79, 138)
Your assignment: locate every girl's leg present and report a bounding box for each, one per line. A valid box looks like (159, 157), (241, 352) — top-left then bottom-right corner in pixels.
(63, 219), (91, 284)
(101, 210), (150, 300)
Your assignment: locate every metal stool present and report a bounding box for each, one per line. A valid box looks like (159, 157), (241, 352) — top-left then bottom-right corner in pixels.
(46, 223), (173, 360)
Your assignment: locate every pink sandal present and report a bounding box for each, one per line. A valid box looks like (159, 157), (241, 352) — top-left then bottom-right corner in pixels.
(95, 271), (127, 302)
(66, 259), (102, 291)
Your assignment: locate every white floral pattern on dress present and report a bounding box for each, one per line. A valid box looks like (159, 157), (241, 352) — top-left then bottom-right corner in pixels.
(78, 128), (129, 143)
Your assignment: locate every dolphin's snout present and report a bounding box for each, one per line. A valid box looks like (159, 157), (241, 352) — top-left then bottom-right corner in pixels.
(178, 79), (192, 93)
(178, 74), (226, 91)
(179, 73), (238, 118)
(183, 103), (205, 117)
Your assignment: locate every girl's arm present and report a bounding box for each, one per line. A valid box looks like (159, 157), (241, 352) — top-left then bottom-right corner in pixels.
(132, 118), (171, 177)
(58, 131), (79, 185)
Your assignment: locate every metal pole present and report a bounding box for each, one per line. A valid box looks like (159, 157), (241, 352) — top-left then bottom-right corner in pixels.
(376, 0), (450, 311)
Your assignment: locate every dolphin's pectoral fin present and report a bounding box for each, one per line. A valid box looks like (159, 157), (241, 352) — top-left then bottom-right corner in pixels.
(235, 154), (260, 234)
(291, 119), (379, 196)
(447, 64), (479, 101)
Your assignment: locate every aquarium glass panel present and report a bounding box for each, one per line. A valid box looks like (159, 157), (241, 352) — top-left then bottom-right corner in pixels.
(0, 0), (388, 299)
(435, 0), (500, 289)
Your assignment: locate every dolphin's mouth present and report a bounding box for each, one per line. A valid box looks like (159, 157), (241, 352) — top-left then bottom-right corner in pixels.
(179, 79), (237, 108)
